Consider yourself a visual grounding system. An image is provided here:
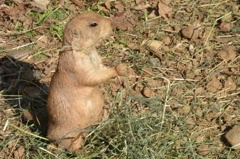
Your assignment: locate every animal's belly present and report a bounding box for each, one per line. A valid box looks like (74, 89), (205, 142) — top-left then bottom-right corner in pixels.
(73, 87), (104, 125)
(48, 84), (105, 128)
(86, 87), (104, 120)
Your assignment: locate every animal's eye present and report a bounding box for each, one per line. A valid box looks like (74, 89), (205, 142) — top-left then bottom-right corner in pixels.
(90, 23), (98, 27)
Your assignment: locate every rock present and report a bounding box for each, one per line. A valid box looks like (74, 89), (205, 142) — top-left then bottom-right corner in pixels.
(225, 125), (240, 149)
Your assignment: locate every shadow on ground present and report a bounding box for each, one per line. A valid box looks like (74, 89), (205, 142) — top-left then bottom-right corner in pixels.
(0, 55), (48, 136)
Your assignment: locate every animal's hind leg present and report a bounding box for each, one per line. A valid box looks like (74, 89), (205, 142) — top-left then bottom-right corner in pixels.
(57, 132), (87, 152)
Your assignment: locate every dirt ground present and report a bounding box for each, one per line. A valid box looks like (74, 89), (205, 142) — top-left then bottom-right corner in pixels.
(0, 0), (240, 158)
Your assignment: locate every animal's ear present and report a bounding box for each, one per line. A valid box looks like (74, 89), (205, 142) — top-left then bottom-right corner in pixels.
(71, 29), (80, 39)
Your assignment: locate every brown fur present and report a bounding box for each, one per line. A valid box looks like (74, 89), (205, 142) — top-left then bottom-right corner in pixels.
(47, 12), (127, 152)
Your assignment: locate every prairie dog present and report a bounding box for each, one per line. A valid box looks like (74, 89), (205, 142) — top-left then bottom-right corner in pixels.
(47, 12), (127, 152)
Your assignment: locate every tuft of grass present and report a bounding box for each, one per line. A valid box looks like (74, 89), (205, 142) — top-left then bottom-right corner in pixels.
(34, 53), (47, 59)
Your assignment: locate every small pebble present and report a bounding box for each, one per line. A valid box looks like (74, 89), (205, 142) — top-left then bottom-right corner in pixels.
(150, 58), (160, 65)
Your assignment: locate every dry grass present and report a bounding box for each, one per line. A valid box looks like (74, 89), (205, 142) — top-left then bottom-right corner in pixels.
(0, 0), (239, 158)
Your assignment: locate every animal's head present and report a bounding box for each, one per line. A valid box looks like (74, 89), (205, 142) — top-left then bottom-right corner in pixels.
(63, 12), (113, 50)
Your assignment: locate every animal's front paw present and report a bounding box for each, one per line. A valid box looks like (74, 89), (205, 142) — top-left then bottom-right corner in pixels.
(115, 64), (127, 76)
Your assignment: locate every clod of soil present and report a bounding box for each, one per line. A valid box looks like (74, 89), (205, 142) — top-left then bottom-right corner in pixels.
(162, 36), (171, 45)
(23, 111), (35, 121)
(206, 76), (222, 93)
(142, 40), (164, 59)
(218, 46), (236, 62)
(142, 40), (164, 52)
(225, 125), (240, 149)
(219, 21), (231, 32)
(13, 146), (25, 159)
(196, 144), (210, 156)
(186, 117), (195, 125)
(181, 25), (199, 40)
(195, 87), (204, 94)
(25, 86), (41, 98)
(173, 25), (181, 32)
(142, 87), (153, 98)
(224, 77), (237, 92)
(178, 105), (191, 115)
